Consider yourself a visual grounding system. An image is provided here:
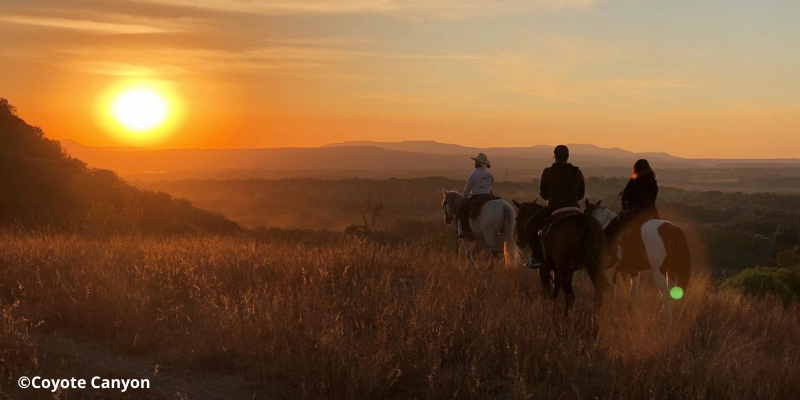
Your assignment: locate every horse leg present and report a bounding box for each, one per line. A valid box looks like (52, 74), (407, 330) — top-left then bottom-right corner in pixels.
(560, 271), (575, 317)
(550, 270), (561, 302)
(539, 266), (553, 295)
(605, 265), (618, 306)
(485, 228), (501, 269)
(652, 269), (672, 322)
(464, 241), (477, 270)
(630, 272), (641, 302)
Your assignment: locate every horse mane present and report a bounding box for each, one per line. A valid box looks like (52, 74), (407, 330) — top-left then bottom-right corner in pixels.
(442, 189), (461, 207)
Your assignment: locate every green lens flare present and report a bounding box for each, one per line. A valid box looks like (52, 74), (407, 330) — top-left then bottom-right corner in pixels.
(670, 287), (684, 300)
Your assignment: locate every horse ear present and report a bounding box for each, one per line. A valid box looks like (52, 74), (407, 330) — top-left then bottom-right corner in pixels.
(584, 198), (590, 207)
(512, 199), (522, 209)
(597, 199), (602, 206)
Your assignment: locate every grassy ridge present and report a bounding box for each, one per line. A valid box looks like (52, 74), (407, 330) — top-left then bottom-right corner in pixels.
(1, 232), (798, 399)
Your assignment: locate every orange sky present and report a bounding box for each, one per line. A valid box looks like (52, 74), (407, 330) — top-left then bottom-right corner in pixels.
(1, 0), (798, 158)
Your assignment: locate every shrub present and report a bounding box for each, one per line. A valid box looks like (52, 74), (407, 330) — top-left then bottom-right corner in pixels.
(0, 301), (38, 390)
(777, 245), (800, 270)
(723, 267), (800, 303)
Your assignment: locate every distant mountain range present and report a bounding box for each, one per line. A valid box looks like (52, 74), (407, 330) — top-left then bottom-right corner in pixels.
(59, 139), (800, 181)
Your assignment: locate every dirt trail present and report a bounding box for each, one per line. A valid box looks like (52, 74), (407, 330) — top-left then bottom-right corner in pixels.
(22, 330), (264, 399)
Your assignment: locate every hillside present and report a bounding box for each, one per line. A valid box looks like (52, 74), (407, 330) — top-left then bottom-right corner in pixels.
(0, 99), (239, 234)
(59, 139), (800, 183)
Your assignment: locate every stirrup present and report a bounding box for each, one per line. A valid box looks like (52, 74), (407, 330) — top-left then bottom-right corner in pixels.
(525, 258), (544, 269)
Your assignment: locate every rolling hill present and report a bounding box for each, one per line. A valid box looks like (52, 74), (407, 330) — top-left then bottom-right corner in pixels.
(0, 99), (240, 234)
(59, 139), (800, 182)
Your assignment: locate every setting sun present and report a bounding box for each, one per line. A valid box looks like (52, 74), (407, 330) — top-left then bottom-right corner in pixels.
(111, 88), (168, 132)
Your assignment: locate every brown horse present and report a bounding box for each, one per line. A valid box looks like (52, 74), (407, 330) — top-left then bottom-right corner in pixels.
(584, 199), (691, 321)
(513, 200), (610, 315)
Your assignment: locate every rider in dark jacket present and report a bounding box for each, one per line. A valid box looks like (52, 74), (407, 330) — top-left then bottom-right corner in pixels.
(524, 145), (585, 268)
(622, 174), (659, 218)
(606, 159), (660, 242)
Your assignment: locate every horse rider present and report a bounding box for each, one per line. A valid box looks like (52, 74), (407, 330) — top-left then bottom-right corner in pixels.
(457, 153), (495, 240)
(604, 159), (660, 262)
(524, 145), (585, 268)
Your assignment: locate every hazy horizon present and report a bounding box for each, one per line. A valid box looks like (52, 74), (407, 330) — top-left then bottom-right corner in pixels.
(54, 137), (799, 161)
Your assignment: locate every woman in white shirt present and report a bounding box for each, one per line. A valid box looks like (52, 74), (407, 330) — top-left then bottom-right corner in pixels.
(457, 153), (495, 239)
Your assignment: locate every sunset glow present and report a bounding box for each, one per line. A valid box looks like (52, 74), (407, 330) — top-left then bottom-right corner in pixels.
(1, 1), (798, 157)
(111, 88), (168, 133)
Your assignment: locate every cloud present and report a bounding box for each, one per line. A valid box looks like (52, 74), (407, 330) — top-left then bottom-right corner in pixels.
(0, 14), (170, 34)
(128, 0), (604, 17)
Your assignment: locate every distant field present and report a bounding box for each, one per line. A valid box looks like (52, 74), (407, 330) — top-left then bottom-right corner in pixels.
(137, 177), (800, 272)
(2, 233), (798, 399)
(123, 166), (800, 194)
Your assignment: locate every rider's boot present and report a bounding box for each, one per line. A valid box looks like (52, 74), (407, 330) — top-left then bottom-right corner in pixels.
(456, 220), (473, 240)
(456, 212), (473, 240)
(525, 239), (545, 268)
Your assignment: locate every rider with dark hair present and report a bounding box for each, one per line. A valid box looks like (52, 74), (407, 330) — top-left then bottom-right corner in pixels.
(606, 159), (660, 240)
(524, 145), (585, 268)
(457, 153), (495, 240)
(603, 160), (660, 271)
(622, 159), (659, 219)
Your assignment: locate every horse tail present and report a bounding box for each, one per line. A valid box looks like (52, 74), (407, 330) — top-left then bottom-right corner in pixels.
(503, 202), (518, 267)
(661, 223), (691, 290)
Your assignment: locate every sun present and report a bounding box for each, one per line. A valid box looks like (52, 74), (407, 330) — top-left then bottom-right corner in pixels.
(111, 88), (169, 132)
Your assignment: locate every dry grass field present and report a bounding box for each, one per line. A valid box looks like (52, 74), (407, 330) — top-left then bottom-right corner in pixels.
(1, 232), (798, 399)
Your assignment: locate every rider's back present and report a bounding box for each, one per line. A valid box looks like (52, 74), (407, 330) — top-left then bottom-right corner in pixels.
(464, 168), (494, 197)
(622, 175), (658, 211)
(540, 163), (585, 210)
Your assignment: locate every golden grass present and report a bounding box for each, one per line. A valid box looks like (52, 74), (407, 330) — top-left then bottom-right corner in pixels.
(1, 232), (798, 399)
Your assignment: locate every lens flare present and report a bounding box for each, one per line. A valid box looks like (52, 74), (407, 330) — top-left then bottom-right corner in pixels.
(670, 286), (684, 300)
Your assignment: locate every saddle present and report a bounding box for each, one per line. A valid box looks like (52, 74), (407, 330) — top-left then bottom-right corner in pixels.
(539, 207), (582, 238)
(468, 195), (501, 218)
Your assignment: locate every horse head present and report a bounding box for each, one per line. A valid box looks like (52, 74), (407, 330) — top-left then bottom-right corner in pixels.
(583, 199), (616, 229)
(441, 189), (461, 224)
(511, 199), (543, 248)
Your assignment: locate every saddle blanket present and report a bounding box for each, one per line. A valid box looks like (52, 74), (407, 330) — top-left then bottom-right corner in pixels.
(468, 195), (501, 218)
(540, 207), (582, 238)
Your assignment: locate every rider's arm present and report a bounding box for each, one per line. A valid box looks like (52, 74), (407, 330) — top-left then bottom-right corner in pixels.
(576, 170), (586, 201)
(462, 172), (475, 198)
(539, 169), (550, 201)
(621, 178), (636, 209)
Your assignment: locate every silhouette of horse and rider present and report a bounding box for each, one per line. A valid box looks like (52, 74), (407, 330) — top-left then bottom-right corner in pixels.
(442, 145), (691, 318)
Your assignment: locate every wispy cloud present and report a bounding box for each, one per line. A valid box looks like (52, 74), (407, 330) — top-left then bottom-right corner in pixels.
(0, 14), (170, 34)
(129, 0), (605, 17)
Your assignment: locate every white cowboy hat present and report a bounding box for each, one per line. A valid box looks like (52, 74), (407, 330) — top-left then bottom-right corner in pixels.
(470, 153), (491, 168)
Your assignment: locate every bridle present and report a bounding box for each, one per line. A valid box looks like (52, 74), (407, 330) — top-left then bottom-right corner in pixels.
(589, 204), (617, 229)
(442, 192), (460, 224)
(514, 201), (541, 248)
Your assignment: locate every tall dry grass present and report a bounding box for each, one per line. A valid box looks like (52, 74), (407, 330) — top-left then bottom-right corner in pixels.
(1, 231), (798, 399)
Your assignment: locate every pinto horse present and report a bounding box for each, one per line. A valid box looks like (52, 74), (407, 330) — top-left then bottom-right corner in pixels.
(442, 190), (518, 269)
(584, 199), (691, 321)
(512, 200), (609, 315)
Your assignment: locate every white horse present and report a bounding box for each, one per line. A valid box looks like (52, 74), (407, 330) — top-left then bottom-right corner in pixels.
(442, 190), (518, 269)
(584, 200), (691, 321)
